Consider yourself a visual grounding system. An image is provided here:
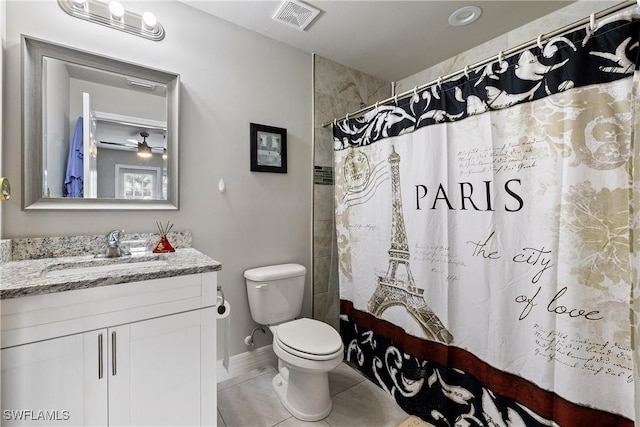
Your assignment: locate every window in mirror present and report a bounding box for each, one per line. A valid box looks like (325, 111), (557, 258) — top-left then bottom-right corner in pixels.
(116, 165), (162, 200)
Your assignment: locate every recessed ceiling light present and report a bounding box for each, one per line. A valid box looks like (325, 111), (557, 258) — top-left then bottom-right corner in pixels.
(448, 5), (482, 27)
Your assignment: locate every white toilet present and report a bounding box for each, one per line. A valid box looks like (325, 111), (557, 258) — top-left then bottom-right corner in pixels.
(244, 263), (343, 421)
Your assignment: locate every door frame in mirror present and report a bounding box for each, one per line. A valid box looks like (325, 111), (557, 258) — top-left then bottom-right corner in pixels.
(22, 35), (180, 210)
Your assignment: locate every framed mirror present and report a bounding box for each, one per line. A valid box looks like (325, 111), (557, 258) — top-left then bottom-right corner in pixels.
(22, 35), (180, 210)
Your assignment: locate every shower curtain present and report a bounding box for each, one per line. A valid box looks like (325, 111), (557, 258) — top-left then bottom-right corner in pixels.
(334, 9), (639, 427)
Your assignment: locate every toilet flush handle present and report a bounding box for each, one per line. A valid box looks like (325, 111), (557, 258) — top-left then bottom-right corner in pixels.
(256, 283), (269, 289)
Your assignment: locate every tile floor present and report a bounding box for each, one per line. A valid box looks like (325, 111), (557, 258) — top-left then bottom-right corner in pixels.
(217, 362), (410, 427)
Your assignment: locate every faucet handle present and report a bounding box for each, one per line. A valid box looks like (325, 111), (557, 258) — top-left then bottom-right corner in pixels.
(106, 229), (124, 247)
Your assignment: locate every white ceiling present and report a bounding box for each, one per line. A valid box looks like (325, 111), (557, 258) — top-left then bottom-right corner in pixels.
(180, 0), (575, 81)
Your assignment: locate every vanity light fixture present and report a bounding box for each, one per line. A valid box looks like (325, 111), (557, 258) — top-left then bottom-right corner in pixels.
(142, 11), (157, 30)
(57, 0), (165, 41)
(109, 1), (124, 21)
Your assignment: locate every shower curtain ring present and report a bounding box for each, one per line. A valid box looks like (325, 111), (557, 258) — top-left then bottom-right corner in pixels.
(394, 94), (398, 106)
(498, 51), (504, 65)
(589, 13), (596, 32)
(333, 118), (337, 126)
(537, 34), (544, 50)
(413, 86), (418, 96)
(375, 101), (379, 110)
(437, 76), (442, 88)
(345, 113), (349, 121)
(464, 66), (469, 78)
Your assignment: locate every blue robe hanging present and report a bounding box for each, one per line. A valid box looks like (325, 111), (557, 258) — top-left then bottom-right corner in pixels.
(64, 117), (83, 198)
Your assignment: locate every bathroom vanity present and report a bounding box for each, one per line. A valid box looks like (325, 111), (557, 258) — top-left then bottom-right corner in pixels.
(0, 240), (221, 426)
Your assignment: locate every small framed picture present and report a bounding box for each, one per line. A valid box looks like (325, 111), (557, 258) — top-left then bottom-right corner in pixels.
(250, 123), (287, 174)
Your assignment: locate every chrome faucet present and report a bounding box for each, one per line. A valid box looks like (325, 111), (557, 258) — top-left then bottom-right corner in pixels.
(105, 229), (125, 258)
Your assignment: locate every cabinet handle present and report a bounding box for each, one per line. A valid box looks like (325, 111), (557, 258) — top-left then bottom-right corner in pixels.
(98, 333), (104, 379)
(111, 331), (117, 376)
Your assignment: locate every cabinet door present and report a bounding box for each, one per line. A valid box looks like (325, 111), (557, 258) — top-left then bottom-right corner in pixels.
(109, 309), (212, 426)
(1, 330), (108, 426)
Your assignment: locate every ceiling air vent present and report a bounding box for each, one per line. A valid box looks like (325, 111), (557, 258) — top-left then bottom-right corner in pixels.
(272, 0), (320, 31)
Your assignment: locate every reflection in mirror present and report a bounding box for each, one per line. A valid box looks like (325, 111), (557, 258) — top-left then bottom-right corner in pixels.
(96, 122), (167, 200)
(23, 36), (179, 210)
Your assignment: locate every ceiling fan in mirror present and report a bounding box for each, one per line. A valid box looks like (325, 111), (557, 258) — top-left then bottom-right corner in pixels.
(100, 131), (166, 159)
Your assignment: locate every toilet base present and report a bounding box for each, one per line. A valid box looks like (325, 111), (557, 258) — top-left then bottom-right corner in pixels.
(272, 370), (332, 422)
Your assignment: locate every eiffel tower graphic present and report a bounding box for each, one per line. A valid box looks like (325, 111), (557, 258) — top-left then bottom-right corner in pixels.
(367, 146), (453, 344)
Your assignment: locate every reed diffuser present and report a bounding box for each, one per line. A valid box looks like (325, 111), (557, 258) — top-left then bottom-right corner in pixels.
(153, 221), (175, 253)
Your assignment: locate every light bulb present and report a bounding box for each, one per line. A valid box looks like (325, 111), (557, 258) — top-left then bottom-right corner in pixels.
(142, 11), (157, 29)
(109, 1), (124, 20)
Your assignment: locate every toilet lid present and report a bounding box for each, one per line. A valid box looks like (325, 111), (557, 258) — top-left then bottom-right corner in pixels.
(275, 318), (342, 356)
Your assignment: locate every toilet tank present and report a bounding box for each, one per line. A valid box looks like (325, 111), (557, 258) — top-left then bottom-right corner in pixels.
(244, 263), (306, 325)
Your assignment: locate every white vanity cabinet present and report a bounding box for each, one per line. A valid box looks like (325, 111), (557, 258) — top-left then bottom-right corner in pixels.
(109, 309), (209, 426)
(1, 330), (107, 425)
(0, 272), (218, 427)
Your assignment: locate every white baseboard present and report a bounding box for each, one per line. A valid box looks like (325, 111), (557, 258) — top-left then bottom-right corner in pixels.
(216, 345), (277, 383)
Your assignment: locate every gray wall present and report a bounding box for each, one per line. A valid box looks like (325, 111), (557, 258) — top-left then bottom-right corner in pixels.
(2, 1), (313, 359)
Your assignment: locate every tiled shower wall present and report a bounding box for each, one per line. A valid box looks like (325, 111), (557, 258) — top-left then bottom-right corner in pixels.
(313, 56), (390, 329)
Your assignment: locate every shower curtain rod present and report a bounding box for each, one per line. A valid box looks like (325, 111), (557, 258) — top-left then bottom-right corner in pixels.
(321, 0), (637, 128)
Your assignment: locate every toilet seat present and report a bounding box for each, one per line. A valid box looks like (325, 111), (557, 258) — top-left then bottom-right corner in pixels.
(275, 318), (343, 361)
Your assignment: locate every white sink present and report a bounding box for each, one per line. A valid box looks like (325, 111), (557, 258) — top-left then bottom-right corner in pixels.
(43, 256), (168, 278)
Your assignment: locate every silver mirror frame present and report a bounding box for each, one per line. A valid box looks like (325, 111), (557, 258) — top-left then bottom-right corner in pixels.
(22, 35), (180, 210)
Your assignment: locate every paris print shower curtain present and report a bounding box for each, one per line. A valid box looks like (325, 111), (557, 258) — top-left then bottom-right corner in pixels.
(333, 9), (640, 427)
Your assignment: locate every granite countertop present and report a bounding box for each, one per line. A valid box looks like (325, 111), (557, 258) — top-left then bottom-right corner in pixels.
(0, 248), (222, 299)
